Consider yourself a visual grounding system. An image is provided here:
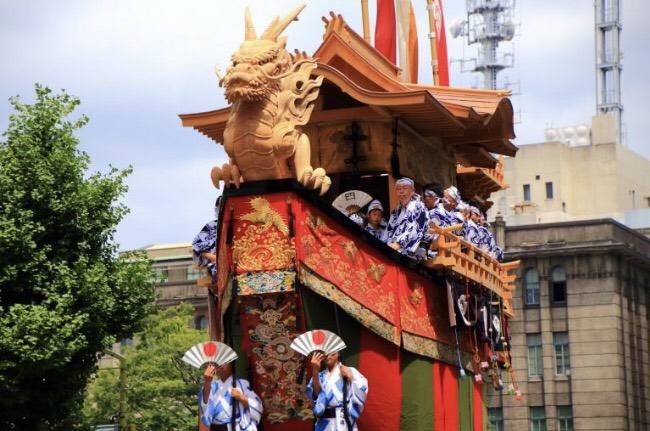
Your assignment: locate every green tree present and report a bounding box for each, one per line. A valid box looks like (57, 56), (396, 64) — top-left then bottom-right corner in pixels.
(0, 85), (156, 429)
(83, 304), (205, 430)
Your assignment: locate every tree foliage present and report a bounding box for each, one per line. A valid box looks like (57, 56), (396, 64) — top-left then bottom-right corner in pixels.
(83, 304), (205, 430)
(0, 85), (156, 429)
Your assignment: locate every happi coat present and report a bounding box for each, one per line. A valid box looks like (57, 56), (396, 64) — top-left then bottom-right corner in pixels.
(385, 194), (429, 259)
(199, 376), (263, 430)
(306, 363), (369, 431)
(192, 219), (217, 277)
(365, 220), (387, 241)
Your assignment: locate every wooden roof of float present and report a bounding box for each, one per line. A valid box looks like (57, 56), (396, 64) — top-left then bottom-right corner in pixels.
(457, 156), (508, 210)
(180, 12), (517, 168)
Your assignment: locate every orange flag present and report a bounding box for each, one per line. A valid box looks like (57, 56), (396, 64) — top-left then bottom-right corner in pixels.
(396, 0), (419, 83)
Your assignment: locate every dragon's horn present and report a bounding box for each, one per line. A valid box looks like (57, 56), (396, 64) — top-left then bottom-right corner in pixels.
(245, 7), (257, 40)
(261, 4), (306, 41)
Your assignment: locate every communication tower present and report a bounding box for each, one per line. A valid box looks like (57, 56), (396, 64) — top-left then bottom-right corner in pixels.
(595, 0), (623, 144)
(449, 0), (517, 90)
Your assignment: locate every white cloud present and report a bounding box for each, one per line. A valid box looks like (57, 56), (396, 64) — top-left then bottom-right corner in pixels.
(1, 0), (648, 249)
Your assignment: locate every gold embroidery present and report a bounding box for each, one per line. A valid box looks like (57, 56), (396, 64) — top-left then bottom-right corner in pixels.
(366, 262), (386, 282)
(409, 283), (423, 306)
(300, 211), (396, 318)
(402, 332), (473, 368)
(299, 265), (400, 345)
(342, 240), (358, 261)
(233, 224), (295, 272)
(240, 196), (289, 236)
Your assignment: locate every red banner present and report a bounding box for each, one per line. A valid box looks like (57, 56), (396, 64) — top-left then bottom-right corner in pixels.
(375, 0), (397, 63)
(433, 0), (450, 85)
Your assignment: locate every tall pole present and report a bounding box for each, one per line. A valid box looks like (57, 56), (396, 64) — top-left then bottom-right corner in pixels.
(361, 0), (371, 42)
(425, 0), (440, 85)
(104, 349), (128, 430)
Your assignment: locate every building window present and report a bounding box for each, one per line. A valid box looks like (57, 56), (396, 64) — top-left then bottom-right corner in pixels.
(195, 315), (208, 330)
(545, 182), (554, 199)
(551, 266), (567, 303)
(527, 333), (543, 378)
(154, 266), (169, 282)
(530, 407), (546, 431)
(557, 406), (574, 431)
(488, 407), (503, 431)
(524, 268), (540, 305)
(523, 184), (531, 201)
(554, 332), (570, 376)
(187, 265), (204, 281)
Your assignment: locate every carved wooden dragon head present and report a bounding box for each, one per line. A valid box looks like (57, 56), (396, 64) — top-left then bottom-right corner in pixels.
(220, 5), (305, 103)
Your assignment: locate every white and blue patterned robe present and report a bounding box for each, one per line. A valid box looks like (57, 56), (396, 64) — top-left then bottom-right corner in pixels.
(464, 219), (481, 246)
(348, 213), (364, 227)
(448, 209), (464, 226)
(482, 229), (504, 261)
(429, 202), (451, 228)
(424, 202), (451, 244)
(306, 364), (368, 431)
(199, 376), (262, 430)
(477, 225), (492, 253)
(365, 220), (387, 241)
(385, 194), (429, 259)
(192, 220), (217, 277)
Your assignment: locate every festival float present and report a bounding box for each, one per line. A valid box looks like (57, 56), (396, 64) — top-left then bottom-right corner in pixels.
(180, 4), (520, 430)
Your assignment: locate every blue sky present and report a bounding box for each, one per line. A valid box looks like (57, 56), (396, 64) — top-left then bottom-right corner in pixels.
(1, 1), (648, 250)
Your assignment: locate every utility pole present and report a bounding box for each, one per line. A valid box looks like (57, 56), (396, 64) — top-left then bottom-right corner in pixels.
(103, 349), (128, 430)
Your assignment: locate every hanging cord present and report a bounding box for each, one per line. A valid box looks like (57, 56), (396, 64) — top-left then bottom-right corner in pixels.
(226, 298), (238, 430)
(332, 305), (353, 430)
(454, 325), (466, 380)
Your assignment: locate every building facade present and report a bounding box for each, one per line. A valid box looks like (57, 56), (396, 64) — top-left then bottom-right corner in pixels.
(488, 219), (650, 430)
(489, 115), (650, 227)
(101, 243), (207, 366)
(142, 243), (208, 326)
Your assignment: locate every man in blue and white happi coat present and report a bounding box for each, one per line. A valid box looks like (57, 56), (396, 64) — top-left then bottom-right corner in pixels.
(385, 177), (429, 260)
(464, 206), (482, 246)
(423, 188), (450, 229)
(307, 351), (369, 431)
(443, 186), (465, 227)
(192, 196), (222, 279)
(199, 361), (263, 431)
(364, 199), (387, 241)
(477, 214), (493, 255)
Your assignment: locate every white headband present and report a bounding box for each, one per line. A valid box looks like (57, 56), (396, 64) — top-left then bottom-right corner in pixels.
(396, 177), (414, 187)
(367, 199), (384, 214)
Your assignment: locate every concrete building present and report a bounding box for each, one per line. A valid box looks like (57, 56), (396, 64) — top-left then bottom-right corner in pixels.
(143, 243), (208, 322)
(487, 218), (650, 430)
(101, 243), (208, 366)
(489, 115), (650, 228)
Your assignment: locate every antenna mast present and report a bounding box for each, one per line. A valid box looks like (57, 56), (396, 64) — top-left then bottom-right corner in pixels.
(595, 0), (623, 144)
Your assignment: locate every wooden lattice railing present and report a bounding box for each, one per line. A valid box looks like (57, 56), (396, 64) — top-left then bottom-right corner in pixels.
(424, 224), (519, 316)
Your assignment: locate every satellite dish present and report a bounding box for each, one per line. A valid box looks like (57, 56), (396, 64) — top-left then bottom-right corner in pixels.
(449, 20), (466, 38)
(332, 190), (372, 215)
(576, 125), (590, 137)
(545, 128), (558, 142)
(563, 127), (576, 138)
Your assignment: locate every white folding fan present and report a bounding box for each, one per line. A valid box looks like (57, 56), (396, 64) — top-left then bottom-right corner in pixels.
(332, 190), (372, 215)
(290, 329), (346, 357)
(181, 341), (238, 369)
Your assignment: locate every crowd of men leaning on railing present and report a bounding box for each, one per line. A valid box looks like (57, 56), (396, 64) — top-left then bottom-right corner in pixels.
(190, 177), (504, 279)
(345, 177), (504, 263)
